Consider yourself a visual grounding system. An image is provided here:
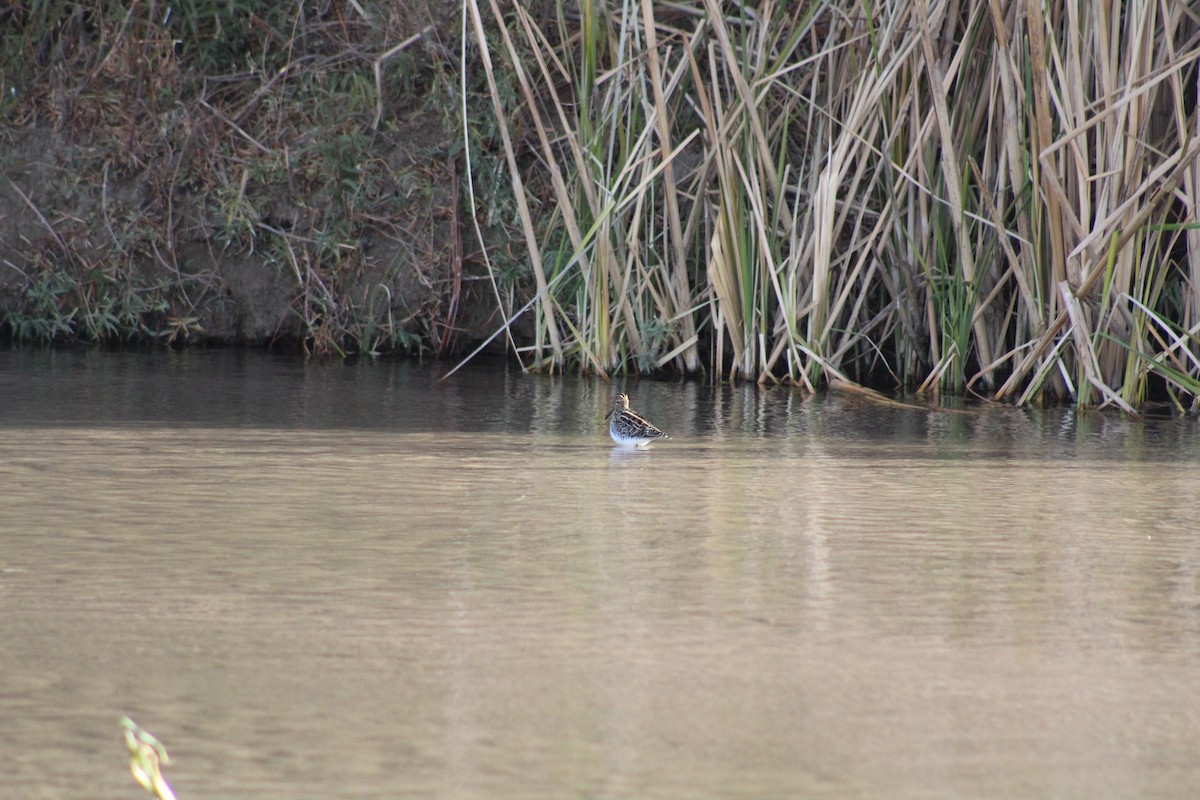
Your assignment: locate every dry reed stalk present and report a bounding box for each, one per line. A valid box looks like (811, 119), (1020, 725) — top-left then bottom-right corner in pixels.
(466, 0), (563, 368)
(642, 0), (700, 372)
(915, 0), (992, 380)
(460, 0), (1200, 408)
(490, 0), (612, 374)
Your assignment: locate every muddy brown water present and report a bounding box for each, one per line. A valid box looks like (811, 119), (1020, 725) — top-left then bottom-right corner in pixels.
(2, 349), (1199, 799)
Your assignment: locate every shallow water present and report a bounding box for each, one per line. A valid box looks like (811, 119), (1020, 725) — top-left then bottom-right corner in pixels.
(2, 349), (1199, 799)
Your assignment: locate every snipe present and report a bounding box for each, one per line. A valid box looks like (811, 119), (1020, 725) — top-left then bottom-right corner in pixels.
(606, 392), (668, 447)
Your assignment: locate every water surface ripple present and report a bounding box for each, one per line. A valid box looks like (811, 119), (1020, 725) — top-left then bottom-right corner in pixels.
(1, 349), (1198, 799)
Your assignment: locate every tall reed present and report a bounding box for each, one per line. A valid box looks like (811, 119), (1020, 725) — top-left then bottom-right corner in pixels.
(464, 0), (1200, 409)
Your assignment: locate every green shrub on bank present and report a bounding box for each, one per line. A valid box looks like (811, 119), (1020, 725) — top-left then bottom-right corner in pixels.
(0, 1), (466, 355)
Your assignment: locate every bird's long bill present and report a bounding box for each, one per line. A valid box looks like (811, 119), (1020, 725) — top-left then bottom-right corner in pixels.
(604, 410), (613, 420)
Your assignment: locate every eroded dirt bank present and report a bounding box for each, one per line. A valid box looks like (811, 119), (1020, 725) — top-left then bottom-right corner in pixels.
(0, 3), (525, 356)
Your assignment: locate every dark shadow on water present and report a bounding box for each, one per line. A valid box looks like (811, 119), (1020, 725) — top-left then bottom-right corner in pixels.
(1, 347), (1197, 462)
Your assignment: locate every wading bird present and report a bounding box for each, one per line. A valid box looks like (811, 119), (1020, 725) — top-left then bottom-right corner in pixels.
(606, 393), (669, 447)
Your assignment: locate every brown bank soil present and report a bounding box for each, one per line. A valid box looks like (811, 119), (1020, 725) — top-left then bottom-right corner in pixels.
(0, 2), (523, 357)
(0, 123), (500, 355)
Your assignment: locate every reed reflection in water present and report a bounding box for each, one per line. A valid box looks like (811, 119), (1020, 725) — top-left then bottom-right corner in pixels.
(1, 349), (1198, 799)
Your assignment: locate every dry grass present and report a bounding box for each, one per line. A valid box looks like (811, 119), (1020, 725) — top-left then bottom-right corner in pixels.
(1, 1), (461, 355)
(464, 0), (1200, 409)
